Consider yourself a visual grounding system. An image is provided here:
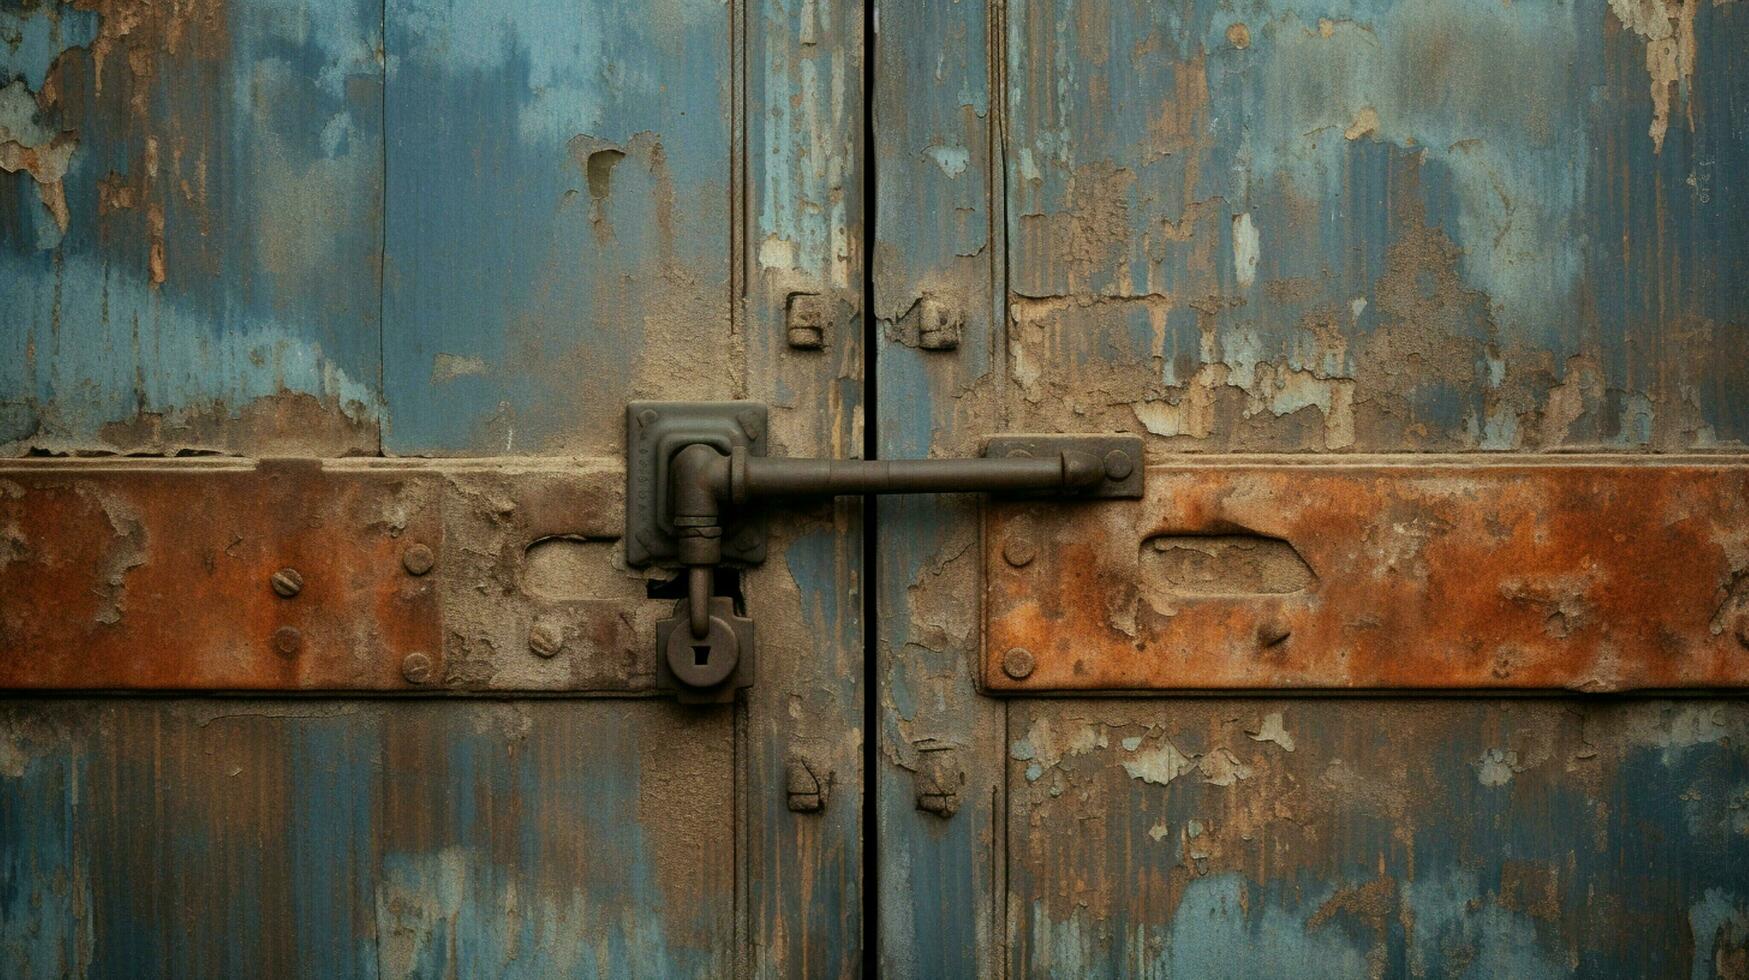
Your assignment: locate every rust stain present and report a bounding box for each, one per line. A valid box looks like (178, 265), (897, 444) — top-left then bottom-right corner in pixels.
(986, 459), (1749, 692)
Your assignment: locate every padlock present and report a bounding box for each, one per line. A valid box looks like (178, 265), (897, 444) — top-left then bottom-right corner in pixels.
(655, 596), (755, 703)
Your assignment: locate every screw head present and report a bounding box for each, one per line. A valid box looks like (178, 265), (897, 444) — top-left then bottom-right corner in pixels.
(1002, 534), (1037, 568)
(272, 626), (302, 657)
(529, 621), (564, 658)
(1002, 647), (1036, 681)
(401, 542), (435, 576)
(270, 568), (303, 598)
(738, 410), (762, 440)
(1103, 449), (1134, 481)
(401, 651), (434, 684)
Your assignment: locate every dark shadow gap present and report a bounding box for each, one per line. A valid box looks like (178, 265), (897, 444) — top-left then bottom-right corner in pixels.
(861, 0), (879, 970)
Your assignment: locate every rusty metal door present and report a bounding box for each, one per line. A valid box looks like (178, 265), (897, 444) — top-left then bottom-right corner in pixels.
(874, 1), (1749, 976)
(2, 0), (861, 974)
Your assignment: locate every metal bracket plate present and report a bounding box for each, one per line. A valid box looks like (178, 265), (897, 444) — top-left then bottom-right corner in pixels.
(984, 457), (1749, 693)
(625, 401), (768, 566)
(0, 458), (680, 694)
(983, 434), (1145, 498)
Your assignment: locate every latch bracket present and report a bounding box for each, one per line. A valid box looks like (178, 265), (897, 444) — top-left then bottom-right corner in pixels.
(626, 401), (1142, 694)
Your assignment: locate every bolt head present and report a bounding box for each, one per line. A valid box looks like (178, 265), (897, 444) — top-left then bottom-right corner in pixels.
(1103, 448), (1134, 481)
(529, 621), (564, 658)
(401, 651), (434, 684)
(401, 542), (436, 576)
(918, 297), (963, 350)
(1002, 647), (1036, 681)
(1002, 534), (1037, 568)
(272, 626), (302, 657)
(786, 293), (829, 350)
(270, 568), (303, 598)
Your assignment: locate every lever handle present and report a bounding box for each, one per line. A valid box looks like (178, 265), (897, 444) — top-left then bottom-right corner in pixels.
(732, 450), (1107, 500)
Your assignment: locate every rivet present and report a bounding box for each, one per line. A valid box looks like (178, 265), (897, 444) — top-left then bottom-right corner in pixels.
(785, 757), (828, 813)
(637, 408), (659, 428)
(1002, 534), (1036, 568)
(401, 542), (435, 576)
(1258, 622), (1292, 647)
(270, 567), (303, 598)
(917, 297), (963, 351)
(272, 626), (302, 657)
(1103, 448), (1134, 481)
(529, 621), (564, 658)
(785, 292), (829, 350)
(401, 651), (434, 684)
(1002, 647), (1036, 680)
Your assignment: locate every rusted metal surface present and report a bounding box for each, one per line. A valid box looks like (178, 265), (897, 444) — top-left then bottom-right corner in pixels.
(986, 458), (1749, 692)
(0, 457), (671, 692)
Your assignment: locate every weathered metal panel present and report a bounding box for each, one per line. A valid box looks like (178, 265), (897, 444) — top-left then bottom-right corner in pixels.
(744, 0), (867, 972)
(874, 0), (1009, 975)
(978, 0), (1749, 976)
(1, 0), (385, 456)
(5, 0), (866, 974)
(379, 0), (735, 454)
(1001, 0), (1749, 452)
(1007, 698), (1749, 978)
(986, 458), (1749, 692)
(0, 699), (735, 976)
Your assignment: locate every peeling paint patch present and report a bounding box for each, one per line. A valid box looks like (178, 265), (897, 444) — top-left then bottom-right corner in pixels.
(926, 143), (969, 177)
(0, 79), (77, 246)
(1608, 0), (1713, 153)
(1246, 712), (1295, 751)
(1231, 212), (1259, 289)
(431, 353), (488, 384)
(1343, 106), (1380, 141)
(1476, 747), (1524, 786)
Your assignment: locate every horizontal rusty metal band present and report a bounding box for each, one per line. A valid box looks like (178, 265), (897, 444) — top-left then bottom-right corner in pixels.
(0, 458), (664, 692)
(984, 457), (1749, 693)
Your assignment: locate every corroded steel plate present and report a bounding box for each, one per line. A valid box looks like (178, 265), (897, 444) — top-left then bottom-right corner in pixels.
(984, 458), (1749, 692)
(0, 458), (657, 692)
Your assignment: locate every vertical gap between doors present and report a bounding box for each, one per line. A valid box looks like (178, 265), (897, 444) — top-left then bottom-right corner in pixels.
(861, 0), (879, 969)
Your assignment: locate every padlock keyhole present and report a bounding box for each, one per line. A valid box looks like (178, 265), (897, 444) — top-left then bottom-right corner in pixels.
(693, 645), (712, 666)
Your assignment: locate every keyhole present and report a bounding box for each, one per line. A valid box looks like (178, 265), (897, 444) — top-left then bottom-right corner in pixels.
(693, 645), (712, 666)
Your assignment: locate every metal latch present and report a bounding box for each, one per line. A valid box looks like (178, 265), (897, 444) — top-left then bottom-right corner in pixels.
(626, 401), (1142, 700)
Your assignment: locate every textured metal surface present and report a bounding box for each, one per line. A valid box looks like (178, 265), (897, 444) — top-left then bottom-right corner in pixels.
(0, 698), (735, 976)
(0, 459), (440, 690)
(1007, 698), (1749, 977)
(986, 458), (1749, 692)
(0, 457), (675, 693)
(1, 0), (384, 457)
